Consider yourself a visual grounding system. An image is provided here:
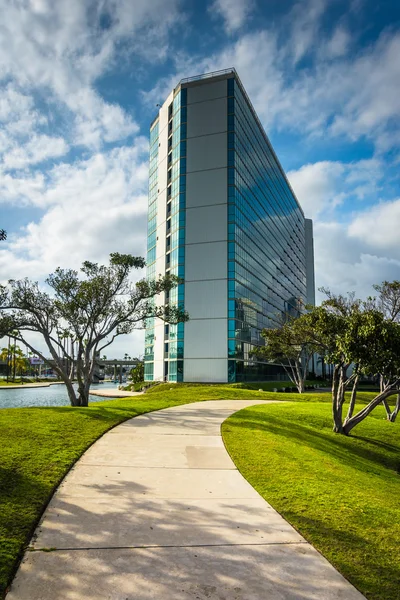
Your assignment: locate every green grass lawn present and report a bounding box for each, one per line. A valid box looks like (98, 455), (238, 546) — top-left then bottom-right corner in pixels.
(222, 402), (400, 600)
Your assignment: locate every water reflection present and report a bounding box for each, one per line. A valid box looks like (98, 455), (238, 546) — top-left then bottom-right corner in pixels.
(0, 382), (122, 409)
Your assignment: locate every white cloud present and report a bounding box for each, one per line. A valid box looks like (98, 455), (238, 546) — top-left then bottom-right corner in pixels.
(209, 0), (254, 33)
(314, 221), (400, 302)
(287, 158), (383, 219)
(286, 0), (328, 64)
(348, 198), (400, 253)
(287, 159), (400, 301)
(288, 161), (345, 218)
(0, 0), (183, 149)
(2, 135), (69, 170)
(0, 138), (149, 280)
(324, 25), (351, 58)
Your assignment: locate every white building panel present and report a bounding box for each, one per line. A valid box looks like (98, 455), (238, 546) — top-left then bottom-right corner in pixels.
(184, 318), (227, 359)
(157, 156), (168, 194)
(153, 322), (165, 363)
(186, 168), (227, 208)
(153, 359), (164, 382)
(187, 79), (227, 105)
(187, 132), (227, 173)
(184, 359), (227, 383)
(185, 241), (227, 281)
(186, 203), (227, 245)
(187, 97), (227, 139)
(185, 280), (227, 320)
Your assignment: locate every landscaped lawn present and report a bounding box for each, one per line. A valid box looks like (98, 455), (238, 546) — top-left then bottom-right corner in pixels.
(222, 402), (400, 600)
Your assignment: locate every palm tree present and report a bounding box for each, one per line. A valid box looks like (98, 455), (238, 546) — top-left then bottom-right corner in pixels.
(0, 345), (29, 382)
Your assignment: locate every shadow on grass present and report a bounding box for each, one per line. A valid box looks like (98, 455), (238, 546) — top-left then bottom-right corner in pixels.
(227, 408), (400, 475)
(281, 511), (400, 600)
(0, 467), (51, 597)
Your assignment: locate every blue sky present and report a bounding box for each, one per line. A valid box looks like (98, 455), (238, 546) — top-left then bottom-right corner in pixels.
(0, 0), (399, 357)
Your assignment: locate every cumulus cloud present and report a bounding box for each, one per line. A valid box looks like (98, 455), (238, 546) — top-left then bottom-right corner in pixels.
(287, 158), (383, 219)
(209, 0), (255, 33)
(287, 158), (400, 301)
(0, 139), (149, 281)
(314, 221), (400, 302)
(2, 135), (69, 170)
(348, 198), (400, 254)
(0, 0), (183, 149)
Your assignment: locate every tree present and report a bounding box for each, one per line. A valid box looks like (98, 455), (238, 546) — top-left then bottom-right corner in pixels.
(0, 229), (6, 241)
(0, 253), (188, 406)
(130, 360), (144, 384)
(254, 316), (317, 393)
(303, 292), (400, 434)
(0, 344), (29, 381)
(368, 281), (400, 393)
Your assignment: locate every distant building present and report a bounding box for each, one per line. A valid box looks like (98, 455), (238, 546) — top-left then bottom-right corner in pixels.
(144, 68), (315, 383)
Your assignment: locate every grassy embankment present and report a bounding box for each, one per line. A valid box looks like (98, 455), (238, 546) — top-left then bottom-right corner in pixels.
(222, 401), (400, 600)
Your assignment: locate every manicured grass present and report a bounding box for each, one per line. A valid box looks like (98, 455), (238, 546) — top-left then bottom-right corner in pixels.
(145, 382), (376, 406)
(222, 402), (400, 600)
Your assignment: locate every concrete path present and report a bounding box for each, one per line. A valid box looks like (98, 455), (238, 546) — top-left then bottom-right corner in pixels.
(0, 382), (62, 390)
(89, 388), (143, 398)
(8, 400), (365, 600)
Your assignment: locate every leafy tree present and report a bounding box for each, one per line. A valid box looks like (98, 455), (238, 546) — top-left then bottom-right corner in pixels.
(368, 281), (400, 393)
(0, 229), (6, 241)
(0, 344), (29, 381)
(0, 253), (188, 406)
(130, 360), (144, 384)
(254, 316), (317, 393)
(303, 292), (400, 434)
(259, 284), (400, 434)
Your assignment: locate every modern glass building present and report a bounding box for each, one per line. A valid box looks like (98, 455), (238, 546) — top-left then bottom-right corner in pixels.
(144, 68), (315, 383)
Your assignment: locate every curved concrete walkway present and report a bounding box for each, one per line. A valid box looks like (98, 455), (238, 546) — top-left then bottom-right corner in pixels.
(89, 388), (143, 398)
(8, 400), (365, 600)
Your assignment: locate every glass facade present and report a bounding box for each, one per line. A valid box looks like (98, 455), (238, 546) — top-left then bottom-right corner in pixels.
(144, 119), (159, 382)
(226, 76), (307, 382)
(144, 89), (187, 382)
(144, 70), (310, 384)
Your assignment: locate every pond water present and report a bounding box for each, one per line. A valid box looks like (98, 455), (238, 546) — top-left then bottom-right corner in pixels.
(0, 382), (123, 409)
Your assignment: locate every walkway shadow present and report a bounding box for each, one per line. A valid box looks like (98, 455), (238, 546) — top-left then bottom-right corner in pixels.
(229, 408), (400, 474)
(8, 477), (367, 600)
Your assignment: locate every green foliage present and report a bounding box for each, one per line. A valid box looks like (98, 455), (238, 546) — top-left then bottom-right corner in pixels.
(267, 286), (400, 432)
(0, 254), (188, 406)
(223, 402), (400, 600)
(0, 346), (29, 380)
(130, 361), (144, 384)
(255, 316), (320, 392)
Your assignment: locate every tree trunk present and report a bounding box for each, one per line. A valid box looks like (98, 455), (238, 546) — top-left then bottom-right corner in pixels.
(381, 398), (392, 419)
(65, 379), (79, 406)
(389, 393), (400, 422)
(344, 373), (359, 425)
(343, 387), (399, 434)
(331, 366), (344, 433)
